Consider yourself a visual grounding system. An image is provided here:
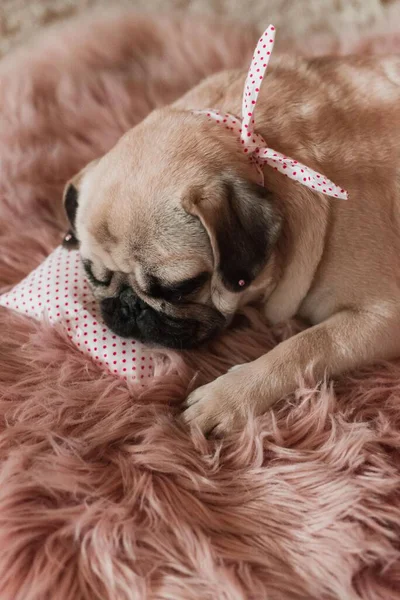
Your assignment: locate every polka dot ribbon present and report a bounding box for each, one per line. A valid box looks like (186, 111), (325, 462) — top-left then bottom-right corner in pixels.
(193, 25), (348, 200)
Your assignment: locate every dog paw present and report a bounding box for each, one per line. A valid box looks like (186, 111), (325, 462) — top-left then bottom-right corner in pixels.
(181, 364), (253, 435)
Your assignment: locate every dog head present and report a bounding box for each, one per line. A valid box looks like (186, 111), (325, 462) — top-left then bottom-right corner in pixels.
(63, 108), (282, 349)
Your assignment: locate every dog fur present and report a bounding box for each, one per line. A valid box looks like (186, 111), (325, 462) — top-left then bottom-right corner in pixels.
(65, 53), (400, 434)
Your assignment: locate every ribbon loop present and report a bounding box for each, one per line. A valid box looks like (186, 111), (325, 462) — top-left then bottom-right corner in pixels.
(241, 25), (276, 143)
(192, 25), (348, 201)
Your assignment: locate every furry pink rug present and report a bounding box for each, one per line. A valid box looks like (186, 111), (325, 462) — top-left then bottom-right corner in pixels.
(1, 10), (400, 600)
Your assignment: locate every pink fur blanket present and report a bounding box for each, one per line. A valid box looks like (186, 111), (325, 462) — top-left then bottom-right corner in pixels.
(1, 11), (400, 600)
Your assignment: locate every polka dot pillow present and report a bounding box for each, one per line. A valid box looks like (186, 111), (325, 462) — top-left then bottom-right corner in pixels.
(0, 246), (154, 382)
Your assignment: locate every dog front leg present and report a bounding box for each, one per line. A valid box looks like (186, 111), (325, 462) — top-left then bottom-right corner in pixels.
(182, 307), (400, 434)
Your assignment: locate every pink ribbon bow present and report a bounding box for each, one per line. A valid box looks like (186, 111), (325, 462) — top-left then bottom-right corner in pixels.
(193, 25), (348, 200)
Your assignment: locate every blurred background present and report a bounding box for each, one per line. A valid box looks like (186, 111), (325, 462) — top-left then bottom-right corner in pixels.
(1, 0), (399, 58)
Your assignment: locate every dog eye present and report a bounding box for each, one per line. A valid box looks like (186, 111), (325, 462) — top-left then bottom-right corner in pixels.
(149, 272), (208, 303)
(171, 273), (208, 298)
(83, 260), (112, 287)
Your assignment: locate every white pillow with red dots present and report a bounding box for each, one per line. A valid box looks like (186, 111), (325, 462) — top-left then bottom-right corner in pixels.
(0, 246), (154, 382)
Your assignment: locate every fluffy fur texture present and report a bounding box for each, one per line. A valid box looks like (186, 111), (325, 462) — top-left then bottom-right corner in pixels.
(1, 0), (400, 58)
(1, 10), (400, 600)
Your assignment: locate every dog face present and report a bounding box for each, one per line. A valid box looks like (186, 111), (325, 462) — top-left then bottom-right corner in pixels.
(63, 108), (282, 349)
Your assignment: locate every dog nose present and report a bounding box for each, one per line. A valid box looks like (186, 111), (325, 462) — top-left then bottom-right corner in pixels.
(119, 287), (136, 310)
(119, 288), (148, 315)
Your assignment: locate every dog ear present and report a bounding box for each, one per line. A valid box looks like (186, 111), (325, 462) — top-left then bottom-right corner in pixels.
(63, 183), (79, 235)
(62, 159), (99, 248)
(183, 176), (282, 292)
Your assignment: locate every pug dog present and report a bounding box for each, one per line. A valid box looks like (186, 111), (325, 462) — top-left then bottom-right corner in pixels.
(63, 53), (400, 434)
